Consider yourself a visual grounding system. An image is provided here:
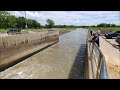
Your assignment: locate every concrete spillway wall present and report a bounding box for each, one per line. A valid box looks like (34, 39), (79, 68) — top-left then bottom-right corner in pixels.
(0, 30), (59, 71)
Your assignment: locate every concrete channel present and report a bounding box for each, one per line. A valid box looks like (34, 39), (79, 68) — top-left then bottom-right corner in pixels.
(0, 28), (88, 79)
(0, 30), (59, 71)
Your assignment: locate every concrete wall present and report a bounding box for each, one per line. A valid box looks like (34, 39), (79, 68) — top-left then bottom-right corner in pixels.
(0, 30), (59, 60)
(85, 30), (109, 79)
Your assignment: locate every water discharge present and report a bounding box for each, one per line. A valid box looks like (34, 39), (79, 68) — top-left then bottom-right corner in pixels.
(0, 28), (88, 79)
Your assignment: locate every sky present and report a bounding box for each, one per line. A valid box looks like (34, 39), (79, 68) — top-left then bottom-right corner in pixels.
(8, 11), (120, 26)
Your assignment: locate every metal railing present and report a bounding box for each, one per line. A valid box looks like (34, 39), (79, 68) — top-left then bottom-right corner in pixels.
(86, 30), (109, 79)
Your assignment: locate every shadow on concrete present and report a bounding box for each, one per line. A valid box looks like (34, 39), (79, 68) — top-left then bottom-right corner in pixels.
(112, 44), (120, 49)
(68, 44), (86, 79)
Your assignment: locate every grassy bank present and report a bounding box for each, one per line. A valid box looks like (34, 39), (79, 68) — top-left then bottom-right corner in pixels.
(0, 28), (77, 33)
(87, 27), (120, 31)
(22, 27), (77, 31)
(0, 29), (8, 33)
(59, 27), (77, 30)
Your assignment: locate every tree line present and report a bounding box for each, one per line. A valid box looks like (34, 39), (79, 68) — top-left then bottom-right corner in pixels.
(93, 23), (117, 27)
(0, 11), (119, 29)
(0, 11), (55, 29)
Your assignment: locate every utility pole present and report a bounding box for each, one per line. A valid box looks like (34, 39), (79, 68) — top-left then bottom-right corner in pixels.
(25, 11), (28, 32)
(119, 11), (120, 27)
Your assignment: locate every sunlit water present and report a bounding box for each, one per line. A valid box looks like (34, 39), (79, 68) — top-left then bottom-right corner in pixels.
(0, 28), (88, 79)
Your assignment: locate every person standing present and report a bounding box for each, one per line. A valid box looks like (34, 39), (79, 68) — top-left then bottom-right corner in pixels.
(90, 33), (99, 47)
(97, 30), (100, 36)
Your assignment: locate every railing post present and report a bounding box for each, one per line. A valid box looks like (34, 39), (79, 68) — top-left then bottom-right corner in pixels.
(96, 53), (102, 79)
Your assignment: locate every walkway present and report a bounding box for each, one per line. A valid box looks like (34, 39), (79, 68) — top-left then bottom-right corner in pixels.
(100, 36), (120, 79)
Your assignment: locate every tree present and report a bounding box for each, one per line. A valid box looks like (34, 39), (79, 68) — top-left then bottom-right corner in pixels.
(0, 11), (10, 29)
(32, 20), (39, 28)
(46, 19), (54, 28)
(0, 12), (41, 29)
(7, 15), (17, 28)
(97, 23), (117, 27)
(97, 23), (108, 27)
(27, 19), (33, 28)
(16, 17), (26, 29)
(27, 19), (41, 28)
(110, 24), (116, 27)
(0, 11), (17, 29)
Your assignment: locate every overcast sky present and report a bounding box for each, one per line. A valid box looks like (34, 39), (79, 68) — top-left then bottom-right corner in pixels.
(8, 11), (120, 26)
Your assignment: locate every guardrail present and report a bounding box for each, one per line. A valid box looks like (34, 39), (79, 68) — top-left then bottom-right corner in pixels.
(86, 30), (109, 79)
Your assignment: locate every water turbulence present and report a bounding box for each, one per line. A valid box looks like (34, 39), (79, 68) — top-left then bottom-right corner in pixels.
(0, 28), (88, 79)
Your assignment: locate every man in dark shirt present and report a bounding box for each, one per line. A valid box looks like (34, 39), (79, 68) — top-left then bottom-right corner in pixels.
(90, 33), (99, 47)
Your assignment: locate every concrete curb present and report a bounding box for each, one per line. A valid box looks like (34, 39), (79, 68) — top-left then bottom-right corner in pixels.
(101, 36), (120, 49)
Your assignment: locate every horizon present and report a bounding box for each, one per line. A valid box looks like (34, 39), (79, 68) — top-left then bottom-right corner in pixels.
(7, 11), (120, 26)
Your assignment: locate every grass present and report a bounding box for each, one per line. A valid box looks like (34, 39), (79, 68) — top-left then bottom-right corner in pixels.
(87, 27), (120, 31)
(60, 27), (77, 30)
(22, 28), (47, 31)
(22, 27), (77, 31)
(2, 27), (120, 32)
(0, 29), (8, 33)
(0, 28), (76, 33)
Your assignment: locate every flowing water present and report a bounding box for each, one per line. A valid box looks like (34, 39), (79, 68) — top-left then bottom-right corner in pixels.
(0, 28), (88, 79)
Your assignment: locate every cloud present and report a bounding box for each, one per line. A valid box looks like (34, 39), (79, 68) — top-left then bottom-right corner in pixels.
(8, 11), (120, 26)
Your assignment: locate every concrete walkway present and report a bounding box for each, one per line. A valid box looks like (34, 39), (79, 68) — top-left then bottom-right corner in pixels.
(99, 36), (120, 79)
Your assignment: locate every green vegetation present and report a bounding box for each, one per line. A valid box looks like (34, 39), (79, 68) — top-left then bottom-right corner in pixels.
(86, 23), (120, 31)
(0, 29), (8, 32)
(97, 23), (117, 27)
(0, 11), (120, 33)
(87, 27), (120, 31)
(0, 11), (80, 32)
(0, 11), (41, 29)
(46, 19), (54, 28)
(59, 27), (77, 30)
(22, 27), (77, 31)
